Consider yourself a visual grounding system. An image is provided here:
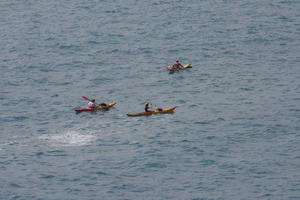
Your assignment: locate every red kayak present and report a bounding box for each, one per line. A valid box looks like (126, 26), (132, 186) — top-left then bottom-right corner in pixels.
(75, 102), (116, 113)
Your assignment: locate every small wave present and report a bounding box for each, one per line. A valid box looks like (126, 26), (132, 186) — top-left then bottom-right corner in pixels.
(40, 130), (96, 147)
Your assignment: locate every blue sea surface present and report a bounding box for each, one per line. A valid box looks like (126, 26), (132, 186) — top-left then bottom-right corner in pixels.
(1, 0), (300, 199)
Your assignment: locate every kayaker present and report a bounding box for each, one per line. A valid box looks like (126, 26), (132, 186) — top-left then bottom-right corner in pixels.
(172, 60), (184, 69)
(87, 99), (98, 109)
(145, 103), (153, 112)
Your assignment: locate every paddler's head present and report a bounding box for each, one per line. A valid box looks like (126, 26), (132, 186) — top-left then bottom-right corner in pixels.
(91, 99), (95, 102)
(176, 60), (179, 63)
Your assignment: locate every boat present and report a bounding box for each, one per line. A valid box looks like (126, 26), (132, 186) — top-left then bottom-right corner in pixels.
(75, 102), (116, 113)
(127, 106), (177, 117)
(164, 64), (192, 71)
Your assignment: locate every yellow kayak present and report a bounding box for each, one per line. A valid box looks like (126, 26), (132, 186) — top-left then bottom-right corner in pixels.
(127, 106), (177, 117)
(75, 102), (117, 113)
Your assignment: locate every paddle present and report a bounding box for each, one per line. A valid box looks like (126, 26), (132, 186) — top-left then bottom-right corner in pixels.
(81, 96), (91, 101)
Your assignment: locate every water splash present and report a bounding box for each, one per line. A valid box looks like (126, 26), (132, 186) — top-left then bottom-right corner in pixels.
(40, 130), (96, 147)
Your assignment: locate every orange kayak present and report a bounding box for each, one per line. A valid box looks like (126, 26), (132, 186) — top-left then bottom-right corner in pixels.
(127, 106), (176, 117)
(164, 64), (192, 71)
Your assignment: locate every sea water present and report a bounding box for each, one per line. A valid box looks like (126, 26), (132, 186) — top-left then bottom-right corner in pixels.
(0, 0), (300, 199)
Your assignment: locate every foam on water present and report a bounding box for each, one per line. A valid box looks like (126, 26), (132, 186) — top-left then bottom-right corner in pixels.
(39, 130), (96, 147)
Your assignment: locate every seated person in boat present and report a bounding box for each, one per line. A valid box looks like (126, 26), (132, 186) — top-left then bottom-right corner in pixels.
(87, 99), (97, 109)
(145, 103), (153, 112)
(172, 60), (184, 69)
(87, 99), (107, 109)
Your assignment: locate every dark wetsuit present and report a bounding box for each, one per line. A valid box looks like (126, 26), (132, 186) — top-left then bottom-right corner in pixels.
(145, 104), (150, 112)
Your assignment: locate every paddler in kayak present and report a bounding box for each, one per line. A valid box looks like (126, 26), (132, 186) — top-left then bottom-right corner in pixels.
(145, 103), (163, 112)
(145, 103), (153, 112)
(87, 99), (97, 110)
(87, 99), (107, 110)
(172, 60), (184, 69)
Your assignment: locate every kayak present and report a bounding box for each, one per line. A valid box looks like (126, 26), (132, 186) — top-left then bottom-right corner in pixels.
(164, 64), (192, 71)
(165, 64), (192, 70)
(75, 102), (116, 113)
(127, 106), (177, 117)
